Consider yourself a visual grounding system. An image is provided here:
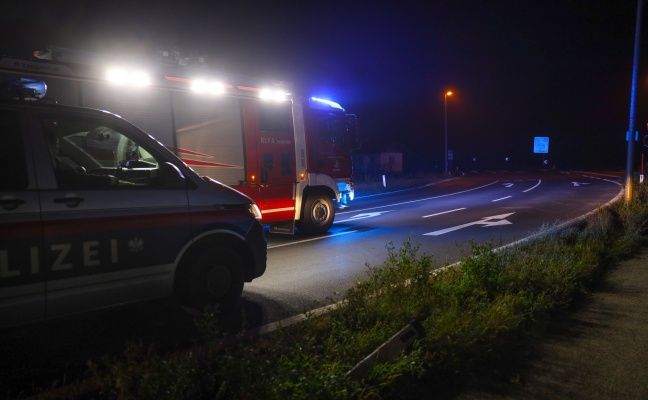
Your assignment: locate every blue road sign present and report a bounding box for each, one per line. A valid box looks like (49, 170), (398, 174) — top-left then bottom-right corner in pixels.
(534, 137), (549, 154)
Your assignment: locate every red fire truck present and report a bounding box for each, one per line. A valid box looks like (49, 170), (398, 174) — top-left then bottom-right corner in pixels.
(0, 46), (359, 234)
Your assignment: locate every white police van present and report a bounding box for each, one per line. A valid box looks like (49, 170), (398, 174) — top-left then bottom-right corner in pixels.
(0, 78), (267, 327)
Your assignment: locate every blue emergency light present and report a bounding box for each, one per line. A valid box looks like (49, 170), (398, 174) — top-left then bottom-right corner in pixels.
(0, 78), (47, 100)
(310, 97), (344, 112)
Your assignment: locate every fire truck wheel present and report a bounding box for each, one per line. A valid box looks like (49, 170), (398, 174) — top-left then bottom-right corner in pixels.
(299, 194), (335, 234)
(183, 247), (244, 312)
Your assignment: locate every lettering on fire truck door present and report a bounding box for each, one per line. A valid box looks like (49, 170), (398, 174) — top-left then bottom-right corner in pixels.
(242, 99), (296, 223)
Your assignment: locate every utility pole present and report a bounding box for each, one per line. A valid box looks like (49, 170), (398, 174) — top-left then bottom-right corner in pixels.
(625, 0), (643, 203)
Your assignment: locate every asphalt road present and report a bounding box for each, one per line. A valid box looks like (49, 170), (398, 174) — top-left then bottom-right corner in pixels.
(245, 170), (623, 323)
(0, 170), (625, 397)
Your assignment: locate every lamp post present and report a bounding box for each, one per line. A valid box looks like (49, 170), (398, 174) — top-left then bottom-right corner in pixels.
(444, 91), (453, 176)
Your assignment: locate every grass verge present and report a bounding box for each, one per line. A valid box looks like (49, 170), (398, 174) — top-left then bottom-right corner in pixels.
(40, 183), (648, 400)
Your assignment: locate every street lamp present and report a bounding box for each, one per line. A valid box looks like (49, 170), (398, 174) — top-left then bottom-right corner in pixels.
(444, 91), (453, 176)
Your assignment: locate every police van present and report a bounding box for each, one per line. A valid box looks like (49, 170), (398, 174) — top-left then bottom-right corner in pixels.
(0, 78), (267, 327)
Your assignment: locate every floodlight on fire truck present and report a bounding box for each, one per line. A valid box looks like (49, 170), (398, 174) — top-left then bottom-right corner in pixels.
(260, 88), (288, 101)
(191, 79), (225, 95)
(107, 67), (151, 86)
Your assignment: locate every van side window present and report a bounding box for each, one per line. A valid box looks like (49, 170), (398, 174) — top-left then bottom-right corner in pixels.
(41, 116), (169, 190)
(0, 111), (28, 190)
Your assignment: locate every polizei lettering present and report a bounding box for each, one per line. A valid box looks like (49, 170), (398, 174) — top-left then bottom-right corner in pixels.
(0, 239), (119, 278)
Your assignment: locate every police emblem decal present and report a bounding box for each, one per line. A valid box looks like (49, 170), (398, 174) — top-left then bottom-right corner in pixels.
(128, 237), (144, 253)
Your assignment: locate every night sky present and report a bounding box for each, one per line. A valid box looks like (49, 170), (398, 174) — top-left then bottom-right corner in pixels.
(1, 0), (647, 171)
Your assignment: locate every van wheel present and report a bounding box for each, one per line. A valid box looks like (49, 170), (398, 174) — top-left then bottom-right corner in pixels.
(184, 247), (244, 312)
(298, 194), (334, 234)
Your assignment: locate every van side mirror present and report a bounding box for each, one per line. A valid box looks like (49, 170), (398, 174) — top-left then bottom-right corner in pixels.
(155, 162), (186, 188)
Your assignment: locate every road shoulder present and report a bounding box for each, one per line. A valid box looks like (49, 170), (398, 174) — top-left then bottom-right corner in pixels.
(456, 248), (648, 399)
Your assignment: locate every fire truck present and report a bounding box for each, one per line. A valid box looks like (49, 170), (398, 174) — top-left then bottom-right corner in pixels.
(0, 46), (359, 234)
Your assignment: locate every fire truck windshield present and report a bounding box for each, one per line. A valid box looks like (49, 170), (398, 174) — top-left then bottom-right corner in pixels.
(317, 113), (345, 145)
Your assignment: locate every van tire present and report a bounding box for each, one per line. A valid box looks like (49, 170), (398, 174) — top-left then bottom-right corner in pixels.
(298, 194), (334, 234)
(184, 247), (244, 312)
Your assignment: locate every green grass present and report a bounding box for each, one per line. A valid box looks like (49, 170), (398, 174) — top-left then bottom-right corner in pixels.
(49, 183), (648, 400)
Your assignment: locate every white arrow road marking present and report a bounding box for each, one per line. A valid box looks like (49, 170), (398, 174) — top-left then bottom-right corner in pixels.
(335, 210), (394, 223)
(424, 212), (515, 236)
(572, 182), (591, 187)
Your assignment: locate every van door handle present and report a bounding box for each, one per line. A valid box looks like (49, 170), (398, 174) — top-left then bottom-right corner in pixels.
(54, 196), (85, 207)
(0, 198), (25, 211)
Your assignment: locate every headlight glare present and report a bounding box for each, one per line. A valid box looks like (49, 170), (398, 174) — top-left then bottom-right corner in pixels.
(248, 204), (262, 221)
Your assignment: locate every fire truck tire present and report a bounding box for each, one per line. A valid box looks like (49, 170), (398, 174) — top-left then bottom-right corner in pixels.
(298, 194), (335, 234)
(182, 247), (244, 312)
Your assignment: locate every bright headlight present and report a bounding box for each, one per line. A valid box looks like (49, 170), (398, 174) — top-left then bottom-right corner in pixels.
(248, 203), (262, 221)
